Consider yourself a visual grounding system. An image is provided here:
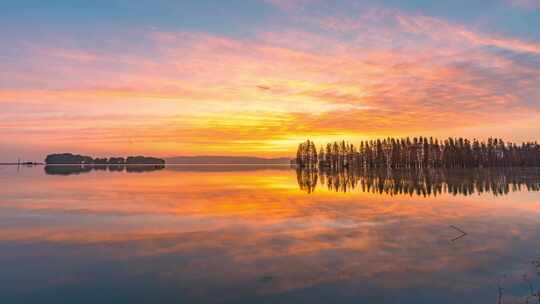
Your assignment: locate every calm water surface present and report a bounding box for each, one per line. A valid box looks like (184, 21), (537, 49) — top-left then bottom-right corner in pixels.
(1, 165), (540, 303)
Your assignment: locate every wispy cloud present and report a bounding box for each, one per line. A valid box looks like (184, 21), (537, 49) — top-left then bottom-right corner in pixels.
(263, 0), (315, 11)
(506, 0), (540, 9)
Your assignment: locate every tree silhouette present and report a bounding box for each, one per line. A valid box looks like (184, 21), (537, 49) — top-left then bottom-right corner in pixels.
(296, 137), (540, 169)
(296, 140), (318, 168)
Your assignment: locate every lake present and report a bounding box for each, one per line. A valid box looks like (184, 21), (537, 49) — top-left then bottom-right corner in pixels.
(1, 165), (540, 303)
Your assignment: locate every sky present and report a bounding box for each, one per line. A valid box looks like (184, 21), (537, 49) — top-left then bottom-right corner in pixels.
(1, 0), (540, 161)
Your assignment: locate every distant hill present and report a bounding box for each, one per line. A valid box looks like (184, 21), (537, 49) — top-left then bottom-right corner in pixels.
(165, 156), (291, 164)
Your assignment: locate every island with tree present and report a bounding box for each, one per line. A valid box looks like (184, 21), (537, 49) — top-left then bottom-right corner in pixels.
(45, 153), (166, 165)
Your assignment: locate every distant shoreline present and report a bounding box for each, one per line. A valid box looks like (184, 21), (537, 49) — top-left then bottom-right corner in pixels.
(164, 163), (292, 166)
(165, 156), (291, 165)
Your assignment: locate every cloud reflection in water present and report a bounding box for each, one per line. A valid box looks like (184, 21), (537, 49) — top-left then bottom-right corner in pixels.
(1, 165), (540, 303)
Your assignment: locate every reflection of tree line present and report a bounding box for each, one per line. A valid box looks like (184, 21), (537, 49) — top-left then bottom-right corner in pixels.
(44, 165), (165, 175)
(297, 167), (540, 196)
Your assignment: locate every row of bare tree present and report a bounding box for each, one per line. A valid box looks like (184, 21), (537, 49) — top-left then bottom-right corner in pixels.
(296, 137), (540, 169)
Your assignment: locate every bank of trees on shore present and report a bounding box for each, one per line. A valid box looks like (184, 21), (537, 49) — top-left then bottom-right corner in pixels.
(295, 137), (540, 169)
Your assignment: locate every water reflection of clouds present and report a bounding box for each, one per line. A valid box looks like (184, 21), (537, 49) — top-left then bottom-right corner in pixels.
(1, 166), (540, 302)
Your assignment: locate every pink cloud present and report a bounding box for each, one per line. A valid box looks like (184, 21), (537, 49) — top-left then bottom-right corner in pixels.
(318, 10), (540, 55)
(393, 13), (540, 54)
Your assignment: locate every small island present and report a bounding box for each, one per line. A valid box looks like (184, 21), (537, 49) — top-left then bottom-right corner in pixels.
(45, 153), (165, 165)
